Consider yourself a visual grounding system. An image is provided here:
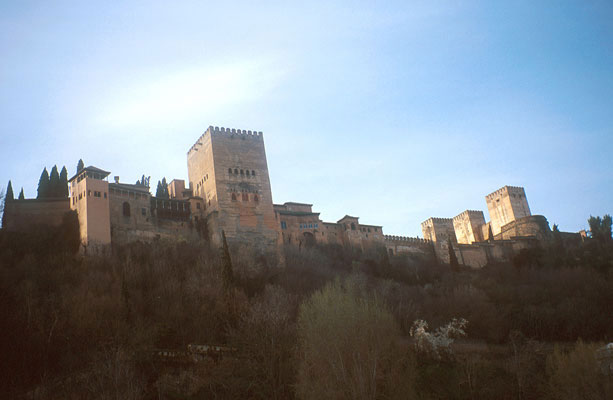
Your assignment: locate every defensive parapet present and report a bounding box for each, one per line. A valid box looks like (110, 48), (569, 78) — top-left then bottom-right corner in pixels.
(384, 234), (433, 256)
(384, 235), (430, 244)
(188, 126), (264, 155)
(485, 185), (526, 200)
(452, 210), (484, 221)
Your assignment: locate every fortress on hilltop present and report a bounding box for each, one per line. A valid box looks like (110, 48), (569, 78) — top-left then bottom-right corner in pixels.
(3, 125), (569, 265)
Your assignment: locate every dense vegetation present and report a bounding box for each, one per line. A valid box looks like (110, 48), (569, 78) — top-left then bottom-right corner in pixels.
(0, 216), (612, 399)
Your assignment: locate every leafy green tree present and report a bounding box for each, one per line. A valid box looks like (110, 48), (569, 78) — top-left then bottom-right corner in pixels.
(297, 278), (410, 400)
(37, 168), (50, 199)
(5, 180), (13, 201)
(59, 166), (68, 197)
(18, 188), (24, 200)
(49, 165), (60, 197)
(546, 341), (613, 399)
(76, 159), (84, 173)
(588, 215), (612, 243)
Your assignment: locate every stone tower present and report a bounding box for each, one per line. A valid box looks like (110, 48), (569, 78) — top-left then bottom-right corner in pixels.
(68, 166), (111, 251)
(187, 126), (278, 249)
(453, 210), (486, 244)
(485, 185), (531, 236)
(421, 217), (456, 243)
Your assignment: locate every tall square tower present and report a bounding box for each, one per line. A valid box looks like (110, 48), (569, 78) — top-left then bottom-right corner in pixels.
(421, 217), (457, 243)
(485, 185), (531, 235)
(453, 210), (486, 244)
(187, 126), (278, 248)
(68, 166), (111, 250)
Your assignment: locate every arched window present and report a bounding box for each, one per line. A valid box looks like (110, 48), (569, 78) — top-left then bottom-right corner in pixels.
(234, 169), (238, 174)
(246, 170), (250, 176)
(251, 170), (256, 176)
(231, 193), (237, 201)
(240, 169), (244, 175)
(253, 194), (259, 202)
(242, 193), (248, 201)
(228, 168), (232, 174)
(123, 202), (131, 217)
(351, 223), (356, 230)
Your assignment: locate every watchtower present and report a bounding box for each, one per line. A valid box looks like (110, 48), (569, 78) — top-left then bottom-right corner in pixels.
(485, 185), (531, 235)
(187, 126), (278, 249)
(68, 166), (111, 251)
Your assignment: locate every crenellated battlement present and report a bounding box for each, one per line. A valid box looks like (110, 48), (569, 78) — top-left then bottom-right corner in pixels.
(453, 210), (484, 220)
(421, 217), (453, 226)
(384, 235), (430, 244)
(188, 125), (264, 154)
(486, 185), (526, 199)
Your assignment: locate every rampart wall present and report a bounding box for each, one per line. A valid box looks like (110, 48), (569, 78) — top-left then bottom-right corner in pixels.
(3, 198), (70, 232)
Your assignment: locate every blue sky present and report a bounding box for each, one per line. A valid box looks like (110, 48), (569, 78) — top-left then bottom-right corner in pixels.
(1, 0), (611, 236)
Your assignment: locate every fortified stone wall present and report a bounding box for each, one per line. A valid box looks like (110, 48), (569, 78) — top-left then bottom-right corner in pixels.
(2, 198), (70, 232)
(498, 215), (551, 240)
(384, 235), (432, 256)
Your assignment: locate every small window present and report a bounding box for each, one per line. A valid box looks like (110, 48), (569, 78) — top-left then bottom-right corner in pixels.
(246, 170), (250, 176)
(281, 221), (287, 230)
(234, 169), (238, 174)
(141, 208), (146, 216)
(123, 202), (131, 217)
(309, 224), (313, 228)
(197, 203), (201, 209)
(231, 193), (237, 201)
(104, 192), (107, 199)
(351, 223), (356, 230)
(251, 170), (255, 176)
(240, 169), (244, 175)
(253, 194), (259, 202)
(242, 193), (248, 201)
(88, 190), (91, 197)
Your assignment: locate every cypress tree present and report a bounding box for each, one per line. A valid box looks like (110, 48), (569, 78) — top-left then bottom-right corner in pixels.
(6, 180), (13, 201)
(76, 159), (84, 174)
(18, 188), (24, 200)
(487, 225), (494, 242)
(162, 177), (169, 199)
(448, 238), (459, 268)
(156, 181), (164, 198)
(37, 168), (50, 199)
(60, 166), (69, 197)
(49, 165), (60, 197)
(221, 231), (234, 292)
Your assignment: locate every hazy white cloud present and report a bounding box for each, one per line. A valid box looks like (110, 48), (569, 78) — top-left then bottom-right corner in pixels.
(94, 59), (287, 129)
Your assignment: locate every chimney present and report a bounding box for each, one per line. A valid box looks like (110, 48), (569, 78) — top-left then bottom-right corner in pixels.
(114, 176), (119, 183)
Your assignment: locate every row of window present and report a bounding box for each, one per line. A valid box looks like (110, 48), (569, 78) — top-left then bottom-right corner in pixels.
(197, 174), (210, 191)
(109, 188), (147, 200)
(228, 168), (256, 177)
(300, 223), (318, 229)
(231, 193), (259, 202)
(72, 190), (108, 205)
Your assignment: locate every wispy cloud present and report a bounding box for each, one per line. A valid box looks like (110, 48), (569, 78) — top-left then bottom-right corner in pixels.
(94, 59), (286, 128)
